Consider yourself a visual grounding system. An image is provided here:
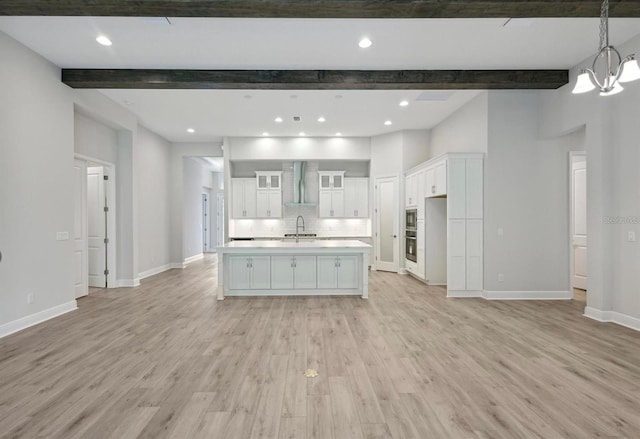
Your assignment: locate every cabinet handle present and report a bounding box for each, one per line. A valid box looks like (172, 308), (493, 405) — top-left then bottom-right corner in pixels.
(293, 257), (297, 268)
(337, 257), (341, 268)
(432, 185), (436, 194)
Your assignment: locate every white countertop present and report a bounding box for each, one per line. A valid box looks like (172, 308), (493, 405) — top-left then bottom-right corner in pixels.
(218, 239), (371, 253)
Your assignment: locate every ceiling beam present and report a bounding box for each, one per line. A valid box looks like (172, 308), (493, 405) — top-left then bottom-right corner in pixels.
(2, 0), (640, 18)
(61, 69), (568, 90)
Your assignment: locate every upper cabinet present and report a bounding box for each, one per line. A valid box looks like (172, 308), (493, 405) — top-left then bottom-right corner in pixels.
(255, 171), (282, 218)
(319, 171), (345, 218)
(343, 178), (369, 218)
(231, 178), (257, 218)
(425, 159), (447, 198)
(405, 173), (418, 207)
(256, 172), (282, 191)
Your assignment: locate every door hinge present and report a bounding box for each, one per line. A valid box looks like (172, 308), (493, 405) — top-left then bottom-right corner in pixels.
(104, 206), (109, 212)
(104, 175), (109, 180)
(104, 238), (109, 244)
(104, 269), (109, 275)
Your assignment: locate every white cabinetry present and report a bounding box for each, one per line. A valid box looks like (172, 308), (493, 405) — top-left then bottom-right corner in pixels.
(228, 256), (270, 290)
(231, 178), (257, 218)
(425, 159), (447, 198)
(319, 171), (345, 218)
(405, 172), (417, 207)
(317, 255), (358, 289)
(343, 178), (369, 218)
(271, 255), (317, 289)
(255, 171), (282, 218)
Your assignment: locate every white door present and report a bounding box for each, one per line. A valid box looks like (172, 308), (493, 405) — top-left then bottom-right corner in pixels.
(337, 256), (358, 289)
(344, 179), (357, 218)
(375, 176), (399, 272)
(202, 193), (210, 253)
(229, 256), (251, 290)
(244, 180), (257, 218)
(256, 191), (270, 218)
(294, 256), (317, 289)
(87, 166), (106, 288)
(572, 157), (588, 290)
(269, 191), (282, 218)
(271, 256), (294, 289)
(216, 193), (224, 246)
(319, 190), (332, 218)
(250, 256), (271, 289)
(73, 159), (88, 298)
(231, 179), (245, 218)
(317, 256), (338, 288)
(332, 190), (344, 218)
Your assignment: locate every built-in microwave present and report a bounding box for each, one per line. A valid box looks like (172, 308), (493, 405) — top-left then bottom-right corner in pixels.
(405, 209), (417, 230)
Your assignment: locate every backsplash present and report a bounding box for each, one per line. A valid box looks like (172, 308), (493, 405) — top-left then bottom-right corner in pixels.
(229, 161), (371, 238)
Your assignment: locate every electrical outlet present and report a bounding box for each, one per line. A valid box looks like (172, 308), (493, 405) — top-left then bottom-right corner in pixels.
(628, 231), (636, 242)
(497, 228), (504, 237)
(498, 274), (504, 282)
(27, 293), (34, 304)
(56, 231), (70, 241)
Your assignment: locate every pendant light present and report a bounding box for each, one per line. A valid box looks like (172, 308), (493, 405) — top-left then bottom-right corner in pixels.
(572, 0), (640, 96)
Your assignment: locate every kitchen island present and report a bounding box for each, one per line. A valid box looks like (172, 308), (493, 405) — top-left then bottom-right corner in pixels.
(216, 240), (371, 299)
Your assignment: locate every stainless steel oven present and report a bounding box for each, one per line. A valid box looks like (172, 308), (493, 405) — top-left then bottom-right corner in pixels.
(405, 209), (417, 230)
(405, 229), (417, 262)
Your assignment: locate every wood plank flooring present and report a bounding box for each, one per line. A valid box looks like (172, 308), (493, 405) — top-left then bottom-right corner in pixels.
(1, 255), (639, 438)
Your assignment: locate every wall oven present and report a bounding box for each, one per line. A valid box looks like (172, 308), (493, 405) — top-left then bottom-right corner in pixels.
(405, 209), (417, 230)
(405, 229), (417, 262)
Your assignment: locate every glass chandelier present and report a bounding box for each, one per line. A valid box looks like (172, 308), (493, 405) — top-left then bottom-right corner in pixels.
(572, 0), (640, 96)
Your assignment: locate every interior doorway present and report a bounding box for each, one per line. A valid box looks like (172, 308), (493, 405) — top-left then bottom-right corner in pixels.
(216, 193), (225, 248)
(202, 191), (211, 253)
(74, 155), (117, 296)
(374, 175), (399, 272)
(570, 152), (587, 300)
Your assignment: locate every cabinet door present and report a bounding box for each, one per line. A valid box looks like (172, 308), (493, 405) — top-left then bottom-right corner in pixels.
(447, 159), (466, 219)
(319, 174), (332, 189)
(332, 173), (344, 189)
(356, 178), (369, 218)
(270, 174), (281, 189)
(317, 256), (338, 288)
(466, 219), (483, 291)
(294, 256), (317, 289)
(416, 219), (425, 279)
(448, 219), (466, 291)
(416, 171), (425, 220)
(244, 180), (257, 218)
(337, 255), (358, 289)
(435, 161), (447, 196)
(229, 256), (251, 290)
(231, 179), (246, 218)
(256, 191), (270, 218)
(271, 256), (294, 289)
(405, 174), (414, 206)
(269, 191), (282, 218)
(332, 190), (344, 217)
(466, 159), (483, 219)
(319, 190), (333, 218)
(343, 179), (357, 218)
(257, 174), (269, 189)
(425, 168), (435, 198)
(250, 256), (271, 289)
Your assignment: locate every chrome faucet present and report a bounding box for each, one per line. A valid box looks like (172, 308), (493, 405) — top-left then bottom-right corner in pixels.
(295, 215), (305, 243)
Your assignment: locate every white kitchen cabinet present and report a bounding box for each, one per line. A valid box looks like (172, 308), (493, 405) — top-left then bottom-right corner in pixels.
(319, 171), (344, 190)
(416, 219), (425, 279)
(231, 178), (257, 218)
(466, 159), (484, 219)
(343, 178), (369, 218)
(317, 255), (358, 289)
(228, 256), (270, 290)
(319, 189), (344, 218)
(425, 160), (447, 198)
(405, 172), (418, 207)
(416, 171), (425, 220)
(256, 190), (282, 218)
(256, 171), (282, 190)
(271, 255), (317, 289)
(466, 219), (483, 291)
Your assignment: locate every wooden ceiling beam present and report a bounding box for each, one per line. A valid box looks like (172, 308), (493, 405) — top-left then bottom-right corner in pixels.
(61, 69), (569, 90)
(2, 0), (640, 18)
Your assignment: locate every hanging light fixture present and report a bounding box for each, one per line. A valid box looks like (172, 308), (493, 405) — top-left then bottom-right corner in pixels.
(572, 0), (640, 96)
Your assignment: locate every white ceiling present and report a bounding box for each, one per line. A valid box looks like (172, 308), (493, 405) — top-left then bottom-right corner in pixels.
(1, 16), (639, 141)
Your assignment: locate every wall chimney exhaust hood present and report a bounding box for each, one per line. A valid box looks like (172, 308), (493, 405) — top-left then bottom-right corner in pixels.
(285, 161), (316, 207)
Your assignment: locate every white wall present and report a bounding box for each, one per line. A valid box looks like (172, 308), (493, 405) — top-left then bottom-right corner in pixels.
(137, 125), (172, 274)
(183, 157), (206, 260)
(402, 130), (431, 171)
(0, 31), (76, 331)
(74, 111), (119, 164)
(430, 92), (488, 157)
(228, 136), (370, 161)
(484, 91), (585, 293)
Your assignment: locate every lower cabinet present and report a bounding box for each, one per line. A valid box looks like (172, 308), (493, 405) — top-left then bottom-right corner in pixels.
(317, 255), (358, 289)
(271, 255), (317, 289)
(228, 256), (271, 290)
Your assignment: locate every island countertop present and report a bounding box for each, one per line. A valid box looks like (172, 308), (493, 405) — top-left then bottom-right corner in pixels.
(218, 239), (371, 253)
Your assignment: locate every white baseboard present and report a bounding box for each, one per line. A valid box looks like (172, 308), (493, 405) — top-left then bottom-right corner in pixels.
(139, 263), (173, 280)
(448, 290), (484, 298)
(184, 253), (204, 265)
(117, 278), (141, 288)
(584, 307), (640, 332)
(483, 290), (572, 300)
(0, 300), (77, 339)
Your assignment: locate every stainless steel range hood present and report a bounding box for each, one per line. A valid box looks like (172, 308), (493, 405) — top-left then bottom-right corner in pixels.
(285, 161), (316, 207)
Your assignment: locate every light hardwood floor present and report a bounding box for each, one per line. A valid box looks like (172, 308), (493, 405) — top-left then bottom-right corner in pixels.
(1, 255), (639, 438)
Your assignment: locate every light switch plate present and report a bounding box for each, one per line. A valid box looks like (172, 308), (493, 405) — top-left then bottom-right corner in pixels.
(628, 231), (636, 242)
(56, 231), (70, 241)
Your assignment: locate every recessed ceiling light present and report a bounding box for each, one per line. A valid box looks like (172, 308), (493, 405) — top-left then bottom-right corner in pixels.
(317, 117), (326, 123)
(299, 132), (306, 137)
(96, 35), (112, 46)
(399, 100), (409, 107)
(359, 38), (373, 49)
(275, 117), (283, 123)
(384, 120), (392, 126)
(335, 132), (342, 137)
(262, 132), (269, 136)
(187, 128), (195, 133)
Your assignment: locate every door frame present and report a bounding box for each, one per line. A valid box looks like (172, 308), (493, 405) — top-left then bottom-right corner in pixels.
(73, 159), (89, 298)
(75, 153), (117, 289)
(202, 191), (211, 253)
(374, 174), (400, 273)
(216, 192), (225, 248)
(569, 151), (587, 294)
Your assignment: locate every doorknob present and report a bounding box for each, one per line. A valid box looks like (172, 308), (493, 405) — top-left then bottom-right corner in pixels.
(393, 235), (397, 238)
